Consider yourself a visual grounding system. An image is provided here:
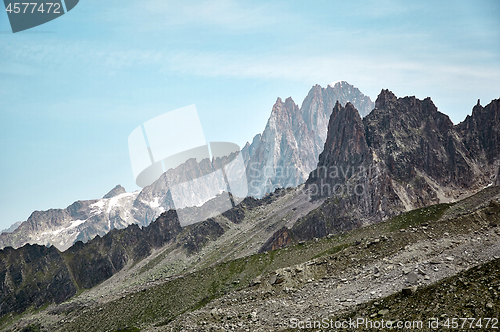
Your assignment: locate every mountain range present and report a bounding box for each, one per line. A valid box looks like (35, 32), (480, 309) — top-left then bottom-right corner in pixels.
(0, 86), (499, 331)
(0, 81), (374, 251)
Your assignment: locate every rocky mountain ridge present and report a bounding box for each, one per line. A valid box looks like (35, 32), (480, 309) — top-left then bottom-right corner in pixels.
(0, 191), (141, 251)
(265, 91), (500, 249)
(0, 222), (21, 234)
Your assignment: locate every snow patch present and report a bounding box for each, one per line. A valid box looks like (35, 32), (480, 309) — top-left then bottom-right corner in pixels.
(90, 200), (106, 213)
(90, 192), (139, 215)
(148, 197), (161, 208)
(328, 80), (346, 88)
(41, 219), (86, 236)
(106, 192), (136, 214)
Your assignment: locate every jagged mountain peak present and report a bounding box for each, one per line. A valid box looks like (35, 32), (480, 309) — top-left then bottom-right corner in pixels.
(374, 88), (398, 109)
(311, 100), (370, 180)
(266, 96), (299, 133)
(370, 90), (453, 135)
(304, 81), (374, 118)
(284, 96), (296, 106)
(271, 96), (297, 111)
(102, 184), (126, 199)
(457, 97), (500, 164)
(331, 100), (362, 120)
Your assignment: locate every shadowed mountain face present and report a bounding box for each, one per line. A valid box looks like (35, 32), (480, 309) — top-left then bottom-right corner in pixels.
(0, 210), (183, 316)
(265, 92), (500, 248)
(365, 90), (475, 190)
(0, 244), (77, 317)
(364, 91), (499, 198)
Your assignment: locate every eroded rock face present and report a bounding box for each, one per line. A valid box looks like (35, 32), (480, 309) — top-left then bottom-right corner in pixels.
(260, 227), (292, 252)
(178, 218), (226, 255)
(295, 100), (402, 240)
(308, 101), (371, 185)
(365, 90), (475, 191)
(267, 92), (500, 249)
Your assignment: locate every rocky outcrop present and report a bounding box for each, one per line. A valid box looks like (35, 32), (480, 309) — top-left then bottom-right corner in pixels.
(456, 98), (500, 187)
(177, 218), (226, 255)
(265, 92), (500, 249)
(293, 100), (402, 240)
(365, 90), (477, 193)
(259, 227), (292, 252)
(456, 99), (500, 165)
(307, 101), (371, 187)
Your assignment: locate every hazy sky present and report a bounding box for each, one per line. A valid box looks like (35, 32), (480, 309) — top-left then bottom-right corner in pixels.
(0, 0), (499, 230)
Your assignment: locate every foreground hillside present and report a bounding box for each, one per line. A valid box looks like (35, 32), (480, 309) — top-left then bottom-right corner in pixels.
(327, 257), (500, 332)
(2, 185), (499, 331)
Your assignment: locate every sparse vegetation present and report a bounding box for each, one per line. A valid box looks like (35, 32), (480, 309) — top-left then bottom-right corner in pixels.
(2, 185), (500, 331)
(386, 203), (453, 232)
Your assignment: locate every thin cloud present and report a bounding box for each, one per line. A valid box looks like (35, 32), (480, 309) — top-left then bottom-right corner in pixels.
(112, 0), (295, 33)
(160, 51), (500, 87)
(2, 38), (498, 99)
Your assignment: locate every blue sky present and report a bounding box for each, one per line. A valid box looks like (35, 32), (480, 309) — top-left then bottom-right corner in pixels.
(0, 0), (499, 230)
